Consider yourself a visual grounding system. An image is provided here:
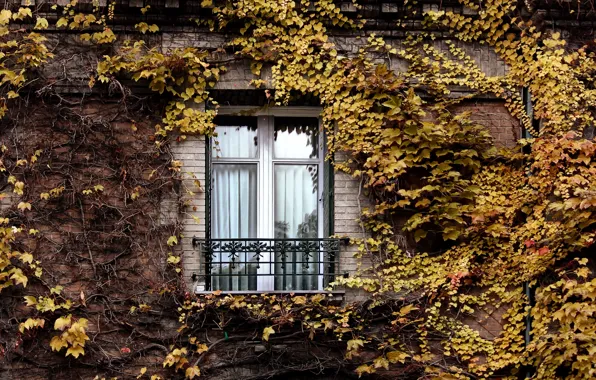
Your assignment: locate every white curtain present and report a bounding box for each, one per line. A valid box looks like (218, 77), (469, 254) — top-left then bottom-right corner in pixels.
(274, 165), (318, 290)
(215, 126), (257, 158)
(212, 164), (257, 291)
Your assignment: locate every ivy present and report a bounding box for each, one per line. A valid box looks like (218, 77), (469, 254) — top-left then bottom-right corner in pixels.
(0, 0), (594, 379)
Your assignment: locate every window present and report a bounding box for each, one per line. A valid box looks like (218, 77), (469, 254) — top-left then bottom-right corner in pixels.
(204, 111), (337, 292)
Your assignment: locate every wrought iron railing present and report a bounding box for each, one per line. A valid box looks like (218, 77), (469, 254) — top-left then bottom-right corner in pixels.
(192, 238), (342, 291)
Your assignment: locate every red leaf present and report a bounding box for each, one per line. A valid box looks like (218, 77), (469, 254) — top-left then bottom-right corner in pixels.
(120, 347), (131, 354)
(538, 246), (549, 255)
(524, 240), (535, 248)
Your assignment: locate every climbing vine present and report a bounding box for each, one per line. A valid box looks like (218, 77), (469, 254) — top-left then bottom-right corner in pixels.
(0, 0), (595, 379)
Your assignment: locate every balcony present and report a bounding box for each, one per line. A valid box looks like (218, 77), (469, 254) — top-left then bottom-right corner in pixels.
(191, 238), (343, 292)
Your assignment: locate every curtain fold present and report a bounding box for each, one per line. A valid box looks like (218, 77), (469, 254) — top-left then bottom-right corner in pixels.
(212, 164), (257, 291)
(274, 165), (318, 290)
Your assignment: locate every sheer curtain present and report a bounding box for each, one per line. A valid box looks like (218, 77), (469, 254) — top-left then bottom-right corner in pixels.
(214, 125), (257, 159)
(212, 123), (258, 291)
(274, 165), (318, 290)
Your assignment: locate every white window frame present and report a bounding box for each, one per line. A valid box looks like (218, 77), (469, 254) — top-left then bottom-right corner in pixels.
(213, 106), (325, 291)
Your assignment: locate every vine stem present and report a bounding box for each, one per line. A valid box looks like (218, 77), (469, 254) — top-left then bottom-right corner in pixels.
(78, 198), (97, 278)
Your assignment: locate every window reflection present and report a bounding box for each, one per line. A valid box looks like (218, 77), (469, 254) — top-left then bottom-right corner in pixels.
(274, 165), (318, 238)
(212, 116), (258, 158)
(274, 117), (319, 159)
(274, 164), (319, 291)
(212, 163), (258, 291)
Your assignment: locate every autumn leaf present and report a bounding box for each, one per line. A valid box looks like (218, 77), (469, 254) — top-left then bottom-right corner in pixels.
(355, 364), (374, 377)
(185, 366), (201, 379)
(387, 350), (409, 364)
(397, 304), (418, 317)
(373, 356), (389, 369)
(54, 315), (72, 331)
(347, 339), (364, 351)
(262, 326), (275, 341)
(17, 202), (31, 211)
(167, 235), (178, 246)
(23, 295), (37, 306)
(50, 336), (68, 352)
(137, 367), (147, 379)
(56, 17), (68, 27)
(35, 17), (49, 29)
(66, 346), (85, 358)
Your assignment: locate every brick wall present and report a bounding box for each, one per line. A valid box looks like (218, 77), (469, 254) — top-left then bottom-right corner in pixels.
(169, 135), (207, 289)
(457, 102), (521, 148)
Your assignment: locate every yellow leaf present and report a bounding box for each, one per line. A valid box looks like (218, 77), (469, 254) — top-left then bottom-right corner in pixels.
(387, 350), (409, 364)
(262, 326), (275, 341)
(19, 252), (33, 264)
(54, 315), (72, 331)
(24, 295), (37, 306)
(0, 10), (12, 25)
(373, 356), (389, 369)
(196, 343), (208, 354)
(10, 269), (28, 287)
(17, 202), (31, 211)
(50, 285), (63, 295)
(35, 17), (48, 29)
(398, 304), (418, 317)
(355, 364), (374, 377)
(50, 336), (68, 352)
(167, 235), (178, 246)
(185, 366), (201, 379)
(56, 17), (68, 28)
(347, 339), (364, 351)
(66, 345), (85, 358)
(137, 367), (147, 379)
(19, 317), (43, 333)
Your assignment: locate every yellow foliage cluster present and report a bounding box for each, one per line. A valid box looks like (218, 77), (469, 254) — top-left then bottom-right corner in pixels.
(96, 40), (221, 138)
(49, 314), (90, 358)
(0, 218), (41, 292)
(1, 0), (596, 378)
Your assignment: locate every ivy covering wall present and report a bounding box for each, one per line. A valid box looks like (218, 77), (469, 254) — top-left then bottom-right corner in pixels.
(0, 0), (595, 379)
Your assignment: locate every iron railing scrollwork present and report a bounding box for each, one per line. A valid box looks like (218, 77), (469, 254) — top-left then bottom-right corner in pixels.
(192, 238), (342, 291)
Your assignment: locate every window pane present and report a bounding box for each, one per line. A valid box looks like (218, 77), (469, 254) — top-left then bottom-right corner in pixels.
(211, 164), (258, 291)
(274, 164), (318, 238)
(274, 117), (319, 159)
(212, 164), (257, 238)
(274, 164), (319, 291)
(213, 116), (258, 158)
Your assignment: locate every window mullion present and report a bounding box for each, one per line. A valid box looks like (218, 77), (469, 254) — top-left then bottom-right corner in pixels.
(257, 115), (274, 291)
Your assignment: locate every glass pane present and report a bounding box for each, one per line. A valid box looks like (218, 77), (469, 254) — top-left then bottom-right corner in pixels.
(213, 116), (258, 158)
(274, 164), (319, 291)
(211, 164), (257, 291)
(274, 164), (318, 238)
(274, 117), (319, 159)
